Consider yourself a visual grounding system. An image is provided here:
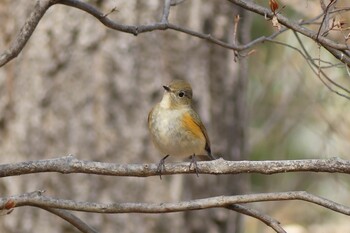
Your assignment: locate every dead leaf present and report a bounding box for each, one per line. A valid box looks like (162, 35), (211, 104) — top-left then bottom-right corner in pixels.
(272, 15), (281, 30)
(269, 0), (279, 14)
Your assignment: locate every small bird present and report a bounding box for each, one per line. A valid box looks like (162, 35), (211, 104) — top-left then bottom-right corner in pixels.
(148, 79), (215, 177)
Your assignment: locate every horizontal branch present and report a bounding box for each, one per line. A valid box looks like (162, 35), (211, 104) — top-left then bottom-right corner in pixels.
(58, 0), (260, 51)
(1, 155), (350, 178)
(1, 190), (349, 216)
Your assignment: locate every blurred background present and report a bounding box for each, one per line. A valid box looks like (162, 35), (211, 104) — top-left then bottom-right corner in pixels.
(0, 0), (350, 232)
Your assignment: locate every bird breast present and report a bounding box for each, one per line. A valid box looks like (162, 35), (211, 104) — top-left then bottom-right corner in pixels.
(149, 105), (205, 157)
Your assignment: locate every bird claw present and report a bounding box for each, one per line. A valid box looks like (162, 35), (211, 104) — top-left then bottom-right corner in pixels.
(157, 155), (169, 180)
(189, 154), (199, 177)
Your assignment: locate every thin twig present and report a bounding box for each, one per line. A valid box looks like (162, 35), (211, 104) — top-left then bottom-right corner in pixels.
(103, 6), (118, 18)
(330, 6), (350, 14)
(161, 0), (172, 23)
(227, 0), (348, 51)
(317, 0), (337, 39)
(275, 32), (348, 96)
(293, 31), (350, 99)
(232, 15), (240, 61)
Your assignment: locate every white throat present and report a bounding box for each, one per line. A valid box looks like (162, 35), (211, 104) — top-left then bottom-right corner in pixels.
(160, 93), (172, 109)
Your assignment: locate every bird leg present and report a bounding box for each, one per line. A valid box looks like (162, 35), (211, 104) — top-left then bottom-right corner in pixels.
(157, 155), (169, 179)
(189, 154), (199, 177)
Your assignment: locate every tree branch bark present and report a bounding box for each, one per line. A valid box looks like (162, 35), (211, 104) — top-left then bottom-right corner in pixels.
(1, 190), (349, 216)
(3, 0), (349, 68)
(1, 155), (350, 178)
(40, 207), (98, 233)
(227, 0), (350, 65)
(0, 0), (58, 67)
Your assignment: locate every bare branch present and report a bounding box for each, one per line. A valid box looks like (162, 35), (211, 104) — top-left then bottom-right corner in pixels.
(0, 0), (311, 68)
(292, 32), (350, 99)
(3, 0), (348, 75)
(1, 190), (349, 216)
(227, 0), (350, 68)
(330, 6), (350, 14)
(227, 0), (347, 50)
(317, 0), (337, 38)
(228, 204), (286, 233)
(103, 6), (118, 18)
(161, 0), (172, 23)
(40, 207), (98, 233)
(1, 155), (350, 178)
(0, 0), (58, 67)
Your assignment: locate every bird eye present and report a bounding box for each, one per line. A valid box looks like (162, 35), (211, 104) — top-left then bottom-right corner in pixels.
(178, 91), (185, 97)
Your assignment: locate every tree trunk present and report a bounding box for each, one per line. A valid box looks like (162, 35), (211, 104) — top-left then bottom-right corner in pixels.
(0, 1), (251, 233)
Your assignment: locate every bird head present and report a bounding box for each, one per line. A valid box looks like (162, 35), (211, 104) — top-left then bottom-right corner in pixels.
(160, 79), (193, 109)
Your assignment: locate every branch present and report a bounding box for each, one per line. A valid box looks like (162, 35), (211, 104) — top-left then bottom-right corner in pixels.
(0, 0), (58, 67)
(1, 190), (349, 216)
(0, 0), (293, 68)
(227, 204), (286, 233)
(227, 0), (350, 64)
(40, 207), (98, 233)
(1, 190), (288, 233)
(4, 0), (347, 71)
(161, 0), (172, 23)
(228, 0), (347, 50)
(1, 0), (350, 102)
(1, 155), (350, 178)
(316, 0), (336, 39)
(292, 32), (350, 99)
(57, 0), (257, 51)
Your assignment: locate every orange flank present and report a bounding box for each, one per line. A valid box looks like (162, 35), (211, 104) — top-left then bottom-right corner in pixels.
(182, 112), (205, 140)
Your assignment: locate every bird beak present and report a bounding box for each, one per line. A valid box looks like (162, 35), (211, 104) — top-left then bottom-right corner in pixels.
(163, 85), (171, 92)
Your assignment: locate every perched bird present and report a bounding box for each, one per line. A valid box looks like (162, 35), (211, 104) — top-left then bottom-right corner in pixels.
(148, 79), (215, 177)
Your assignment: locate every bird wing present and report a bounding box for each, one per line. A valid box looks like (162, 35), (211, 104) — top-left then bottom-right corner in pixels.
(183, 110), (215, 160)
(148, 107), (154, 128)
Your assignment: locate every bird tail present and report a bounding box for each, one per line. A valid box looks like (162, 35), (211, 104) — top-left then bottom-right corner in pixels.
(207, 151), (216, 160)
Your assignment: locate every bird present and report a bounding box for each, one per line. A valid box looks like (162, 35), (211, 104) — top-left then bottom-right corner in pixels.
(148, 79), (215, 177)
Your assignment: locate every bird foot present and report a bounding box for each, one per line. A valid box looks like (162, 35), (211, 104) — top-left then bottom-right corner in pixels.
(157, 155), (169, 180)
(189, 154), (199, 177)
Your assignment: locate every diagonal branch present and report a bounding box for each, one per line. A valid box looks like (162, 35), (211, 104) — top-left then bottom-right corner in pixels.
(0, 0), (302, 68)
(317, 0), (337, 39)
(0, 0), (58, 67)
(292, 31), (350, 98)
(40, 207), (98, 233)
(1, 155), (350, 178)
(227, 204), (286, 233)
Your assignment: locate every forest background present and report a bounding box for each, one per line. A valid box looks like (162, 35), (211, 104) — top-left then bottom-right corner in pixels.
(1, 0), (350, 233)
